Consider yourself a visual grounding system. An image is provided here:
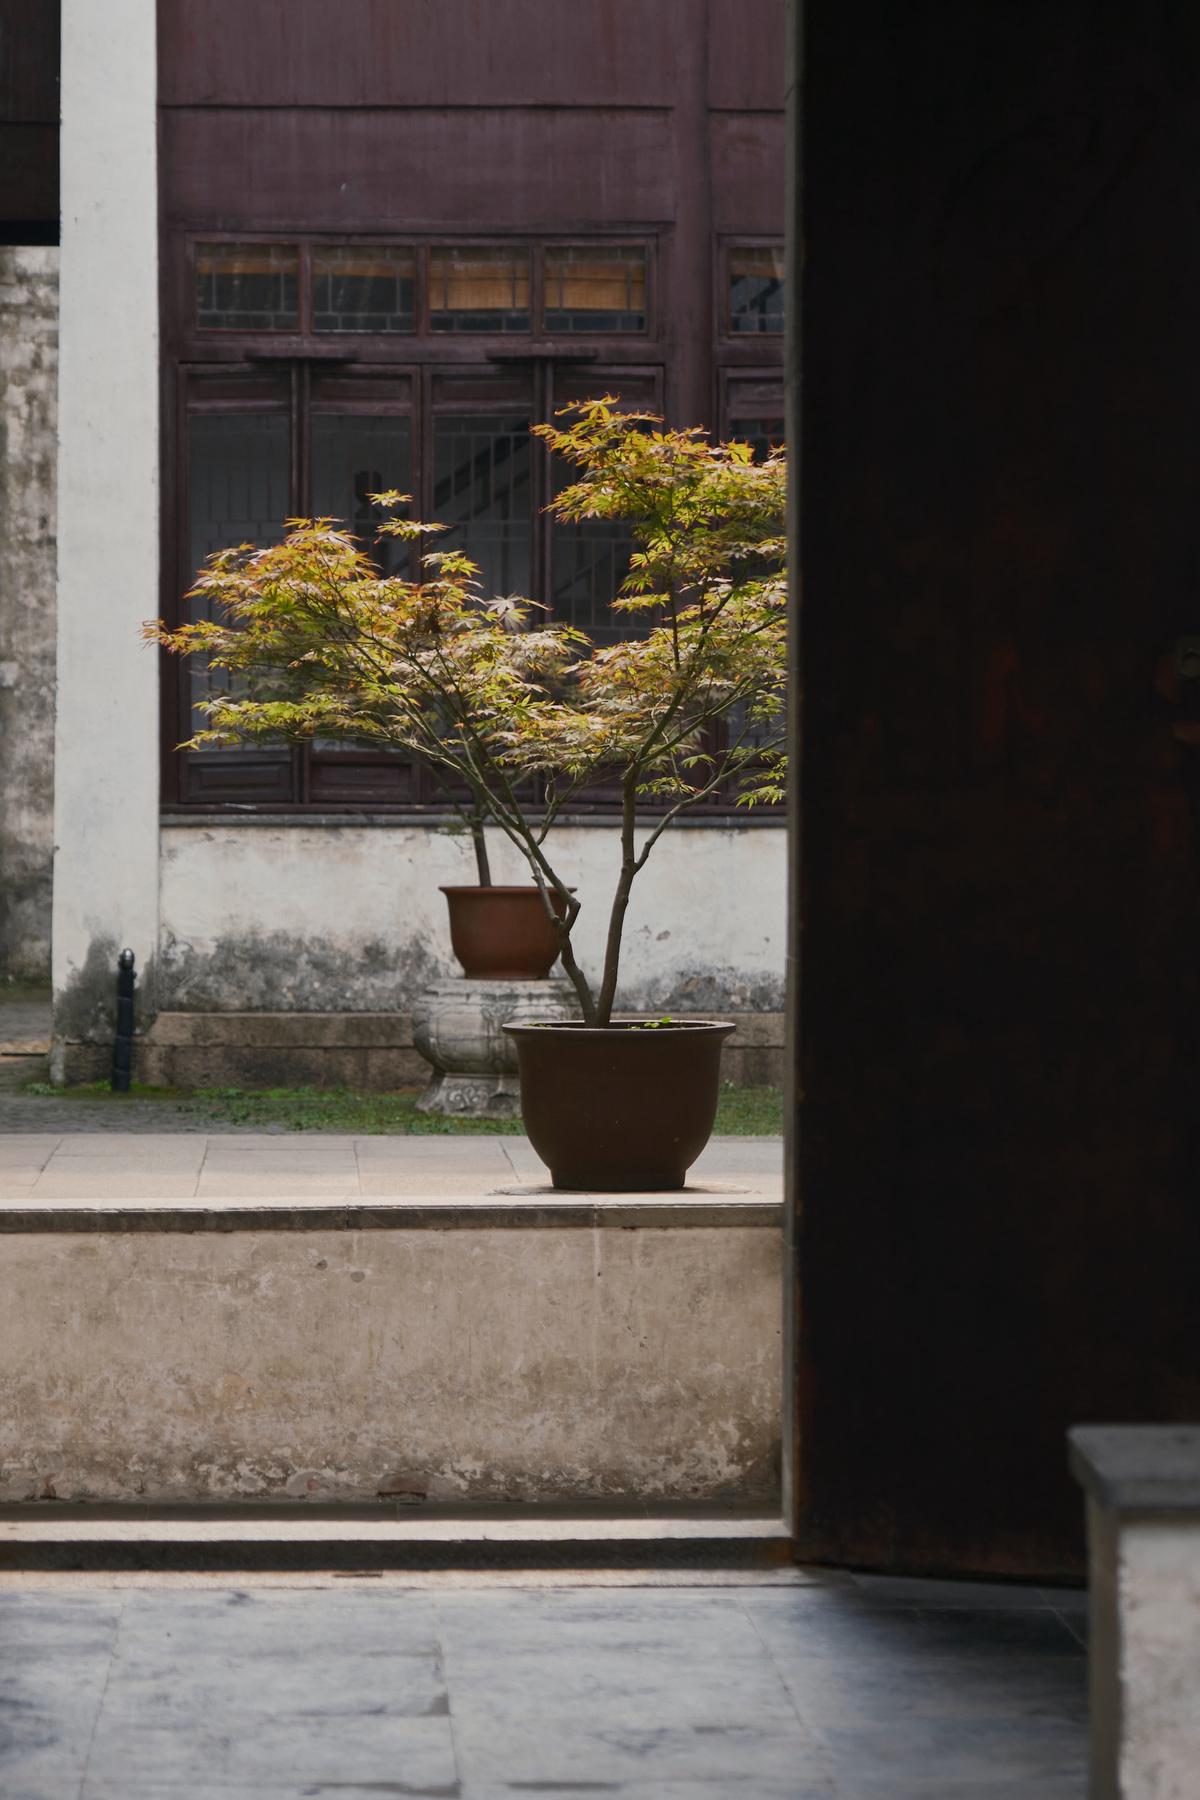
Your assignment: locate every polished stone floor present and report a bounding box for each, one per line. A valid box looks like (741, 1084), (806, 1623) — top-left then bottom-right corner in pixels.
(0, 1570), (1087, 1799)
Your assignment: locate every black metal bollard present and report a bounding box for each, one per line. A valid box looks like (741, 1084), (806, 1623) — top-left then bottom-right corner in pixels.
(111, 949), (136, 1093)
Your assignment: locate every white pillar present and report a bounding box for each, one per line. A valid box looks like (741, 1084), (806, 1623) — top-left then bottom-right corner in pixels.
(1071, 1426), (1200, 1800)
(52, 0), (159, 1075)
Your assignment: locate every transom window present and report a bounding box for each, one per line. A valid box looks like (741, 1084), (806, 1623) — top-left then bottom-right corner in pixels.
(429, 247), (531, 333)
(312, 246), (416, 334)
(192, 238), (651, 339)
(544, 246), (647, 333)
(726, 244), (785, 335)
(195, 244), (300, 331)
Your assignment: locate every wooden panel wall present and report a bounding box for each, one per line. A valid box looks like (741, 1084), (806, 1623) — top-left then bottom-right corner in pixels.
(157, 0), (786, 430)
(159, 0), (682, 108)
(711, 114), (788, 233)
(708, 0), (787, 110)
(159, 110), (678, 233)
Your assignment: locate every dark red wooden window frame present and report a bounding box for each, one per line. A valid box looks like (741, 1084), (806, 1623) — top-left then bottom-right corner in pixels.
(181, 234), (656, 348)
(161, 230), (784, 816)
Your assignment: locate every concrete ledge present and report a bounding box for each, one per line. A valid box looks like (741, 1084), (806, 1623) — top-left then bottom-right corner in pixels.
(60, 1010), (786, 1090)
(1070, 1424), (1200, 1514)
(0, 1504), (791, 1570)
(0, 1193), (779, 1233)
(160, 811), (788, 829)
(0, 1194), (782, 1509)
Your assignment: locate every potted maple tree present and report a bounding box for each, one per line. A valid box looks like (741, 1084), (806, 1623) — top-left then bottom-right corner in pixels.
(151, 399), (787, 1187)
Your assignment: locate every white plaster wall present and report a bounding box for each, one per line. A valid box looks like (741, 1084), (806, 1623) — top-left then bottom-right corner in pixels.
(158, 823), (786, 1014)
(51, 0), (159, 1047)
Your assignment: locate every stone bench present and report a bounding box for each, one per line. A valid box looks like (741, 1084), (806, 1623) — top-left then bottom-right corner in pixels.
(1070, 1425), (1200, 1799)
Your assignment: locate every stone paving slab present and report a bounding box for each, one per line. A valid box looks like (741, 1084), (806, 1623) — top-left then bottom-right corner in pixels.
(0, 1575), (1087, 1798)
(0, 1132), (782, 1205)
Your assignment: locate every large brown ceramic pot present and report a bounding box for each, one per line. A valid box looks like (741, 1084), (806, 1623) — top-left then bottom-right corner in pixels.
(502, 1019), (735, 1191)
(440, 885), (567, 980)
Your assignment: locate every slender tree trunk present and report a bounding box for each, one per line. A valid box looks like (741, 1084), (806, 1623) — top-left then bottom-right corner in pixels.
(471, 815), (492, 886)
(529, 865), (597, 1024)
(555, 922), (599, 1027)
(596, 776), (639, 1027)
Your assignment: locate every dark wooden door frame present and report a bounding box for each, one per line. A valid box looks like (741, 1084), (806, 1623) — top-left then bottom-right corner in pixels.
(787, 0), (1200, 1580)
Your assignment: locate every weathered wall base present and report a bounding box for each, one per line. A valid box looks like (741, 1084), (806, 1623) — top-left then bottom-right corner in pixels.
(158, 821), (786, 1016)
(60, 1007), (786, 1090)
(139, 1011), (427, 1092)
(0, 1211), (782, 1505)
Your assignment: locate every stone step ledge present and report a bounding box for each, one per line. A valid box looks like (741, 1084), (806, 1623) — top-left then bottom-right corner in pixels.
(0, 1506), (792, 1571)
(0, 1193), (783, 1233)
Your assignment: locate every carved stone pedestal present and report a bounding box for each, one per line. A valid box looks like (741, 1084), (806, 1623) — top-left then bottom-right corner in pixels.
(412, 978), (578, 1118)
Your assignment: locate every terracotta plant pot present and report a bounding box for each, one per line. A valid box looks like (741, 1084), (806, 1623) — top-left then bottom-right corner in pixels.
(440, 885), (567, 980)
(503, 1019), (736, 1190)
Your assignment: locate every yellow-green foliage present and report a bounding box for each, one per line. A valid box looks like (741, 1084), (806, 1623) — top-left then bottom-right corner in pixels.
(150, 400), (787, 1024)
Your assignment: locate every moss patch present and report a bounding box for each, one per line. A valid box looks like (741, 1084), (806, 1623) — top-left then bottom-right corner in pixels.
(25, 1079), (784, 1136)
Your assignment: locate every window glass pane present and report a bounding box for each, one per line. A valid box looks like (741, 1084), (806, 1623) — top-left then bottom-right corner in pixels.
(189, 413), (290, 572)
(551, 465), (637, 645)
(429, 248), (531, 333)
(729, 246), (784, 334)
(311, 414), (412, 575)
(195, 244), (299, 331)
(549, 378), (658, 643)
(433, 411), (532, 595)
(310, 414), (412, 752)
(187, 411), (290, 737)
(312, 246), (415, 334)
(544, 246), (646, 333)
